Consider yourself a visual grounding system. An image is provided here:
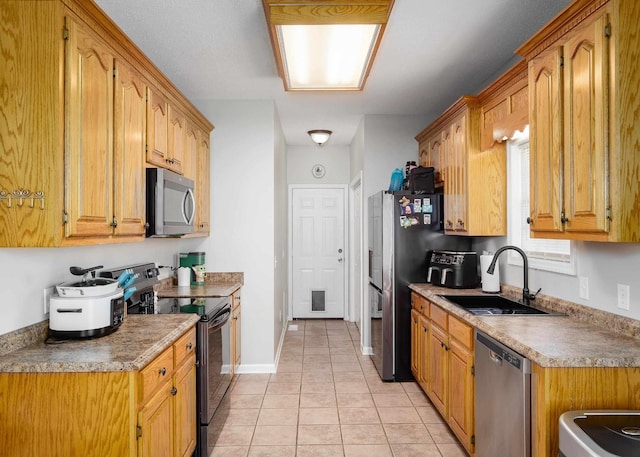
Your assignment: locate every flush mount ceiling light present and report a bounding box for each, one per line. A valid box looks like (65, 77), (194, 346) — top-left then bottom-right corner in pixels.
(262, 1), (395, 91)
(308, 129), (332, 146)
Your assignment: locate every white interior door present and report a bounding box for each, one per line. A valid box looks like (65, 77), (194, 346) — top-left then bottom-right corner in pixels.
(291, 187), (346, 319)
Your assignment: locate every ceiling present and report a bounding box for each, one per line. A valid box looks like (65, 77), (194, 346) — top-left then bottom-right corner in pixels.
(95, 0), (572, 147)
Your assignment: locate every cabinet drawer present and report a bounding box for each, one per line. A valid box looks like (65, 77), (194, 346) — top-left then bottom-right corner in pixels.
(430, 303), (448, 330)
(174, 327), (196, 366)
(449, 315), (473, 349)
(411, 293), (428, 315)
(140, 346), (174, 402)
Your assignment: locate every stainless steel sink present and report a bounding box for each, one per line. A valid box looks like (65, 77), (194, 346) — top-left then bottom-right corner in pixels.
(559, 410), (640, 456)
(438, 294), (555, 315)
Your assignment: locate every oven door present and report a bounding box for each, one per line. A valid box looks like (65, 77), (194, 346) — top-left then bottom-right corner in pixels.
(197, 303), (232, 425)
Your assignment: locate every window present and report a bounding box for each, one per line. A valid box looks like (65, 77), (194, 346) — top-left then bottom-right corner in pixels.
(507, 137), (576, 275)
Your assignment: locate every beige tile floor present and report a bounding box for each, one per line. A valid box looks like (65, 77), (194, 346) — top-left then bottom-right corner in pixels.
(209, 319), (467, 457)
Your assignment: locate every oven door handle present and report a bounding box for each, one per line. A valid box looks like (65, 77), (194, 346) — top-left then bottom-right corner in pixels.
(209, 308), (231, 328)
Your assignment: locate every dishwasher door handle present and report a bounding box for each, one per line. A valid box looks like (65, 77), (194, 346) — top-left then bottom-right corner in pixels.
(489, 350), (503, 366)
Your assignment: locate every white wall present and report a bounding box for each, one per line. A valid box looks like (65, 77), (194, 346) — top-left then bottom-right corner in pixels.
(0, 238), (205, 336)
(273, 112), (288, 354)
(195, 99), (278, 371)
(357, 114), (431, 353)
(475, 237), (640, 320)
(361, 115), (430, 201)
(287, 145), (351, 185)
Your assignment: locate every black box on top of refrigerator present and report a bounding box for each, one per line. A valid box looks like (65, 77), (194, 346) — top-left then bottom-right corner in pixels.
(368, 191), (472, 381)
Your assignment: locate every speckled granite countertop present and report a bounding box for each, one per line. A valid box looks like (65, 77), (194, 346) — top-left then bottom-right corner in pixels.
(157, 283), (241, 298)
(156, 271), (243, 299)
(410, 283), (640, 368)
(0, 314), (199, 373)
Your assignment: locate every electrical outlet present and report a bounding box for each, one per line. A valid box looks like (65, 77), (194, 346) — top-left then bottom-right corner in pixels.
(578, 276), (589, 300)
(617, 284), (630, 310)
(43, 286), (55, 314)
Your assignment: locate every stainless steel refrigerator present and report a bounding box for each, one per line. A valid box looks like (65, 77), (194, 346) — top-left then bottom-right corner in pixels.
(368, 191), (471, 381)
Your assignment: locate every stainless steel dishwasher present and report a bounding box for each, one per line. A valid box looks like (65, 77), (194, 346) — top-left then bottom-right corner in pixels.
(475, 331), (532, 457)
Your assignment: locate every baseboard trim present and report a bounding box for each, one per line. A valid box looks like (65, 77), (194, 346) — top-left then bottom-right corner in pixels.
(234, 363), (277, 374)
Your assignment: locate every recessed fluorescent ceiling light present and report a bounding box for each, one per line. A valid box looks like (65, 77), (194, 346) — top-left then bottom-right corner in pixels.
(262, 1), (394, 91)
(277, 23), (380, 90)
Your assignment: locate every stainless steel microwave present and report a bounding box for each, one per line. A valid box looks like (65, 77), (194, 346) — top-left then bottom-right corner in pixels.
(146, 168), (195, 237)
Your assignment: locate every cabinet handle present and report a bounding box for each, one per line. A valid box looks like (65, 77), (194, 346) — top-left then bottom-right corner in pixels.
(233, 316), (238, 321)
(186, 342), (193, 350)
(110, 217), (117, 228)
(144, 222), (150, 229)
(526, 217), (532, 225)
(159, 367), (167, 376)
(560, 212), (569, 224)
(171, 387), (177, 396)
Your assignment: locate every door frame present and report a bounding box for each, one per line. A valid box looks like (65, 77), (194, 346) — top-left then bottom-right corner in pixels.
(288, 184), (349, 321)
(349, 172), (363, 324)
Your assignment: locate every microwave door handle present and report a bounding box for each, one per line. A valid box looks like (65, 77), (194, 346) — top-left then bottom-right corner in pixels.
(182, 188), (195, 224)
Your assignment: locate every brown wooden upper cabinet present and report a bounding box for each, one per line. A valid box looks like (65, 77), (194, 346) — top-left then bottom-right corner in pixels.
(65, 17), (147, 240)
(147, 89), (186, 175)
(518, 0), (640, 242)
(0, 0), (212, 247)
(416, 96), (506, 236)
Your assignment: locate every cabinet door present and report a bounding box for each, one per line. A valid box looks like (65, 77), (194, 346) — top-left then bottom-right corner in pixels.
(450, 116), (468, 233)
(147, 89), (169, 168)
(428, 323), (448, 417)
(113, 59), (146, 237)
(65, 16), (114, 238)
(174, 358), (197, 457)
(410, 309), (421, 380)
(448, 337), (475, 453)
(195, 131), (210, 234)
(442, 128), (455, 231)
(184, 125), (198, 180)
(232, 304), (241, 370)
(529, 47), (564, 233)
(138, 382), (175, 457)
(562, 14), (610, 235)
(168, 106), (185, 175)
(419, 315), (430, 393)
(419, 135), (443, 184)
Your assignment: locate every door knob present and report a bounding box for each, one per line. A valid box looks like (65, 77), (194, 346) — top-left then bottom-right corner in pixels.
(338, 248), (343, 253)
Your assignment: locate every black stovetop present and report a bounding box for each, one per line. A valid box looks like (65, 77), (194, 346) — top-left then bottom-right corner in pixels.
(156, 297), (230, 321)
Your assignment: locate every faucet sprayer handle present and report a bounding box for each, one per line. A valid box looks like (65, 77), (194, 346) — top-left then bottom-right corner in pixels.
(528, 288), (542, 301)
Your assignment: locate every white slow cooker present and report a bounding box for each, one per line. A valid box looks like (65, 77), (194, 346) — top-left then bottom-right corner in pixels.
(49, 265), (127, 339)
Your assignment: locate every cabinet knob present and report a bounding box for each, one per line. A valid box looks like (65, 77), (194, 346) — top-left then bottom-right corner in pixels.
(159, 367), (167, 376)
(526, 217), (532, 225)
(110, 217), (118, 228)
(187, 342), (193, 350)
(561, 212), (569, 224)
(171, 387), (177, 396)
(144, 222), (150, 229)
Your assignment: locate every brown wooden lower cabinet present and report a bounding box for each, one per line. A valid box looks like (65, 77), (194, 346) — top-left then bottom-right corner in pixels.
(0, 327), (197, 457)
(410, 292), (475, 454)
(411, 292), (640, 457)
(230, 288), (242, 377)
(531, 364), (640, 457)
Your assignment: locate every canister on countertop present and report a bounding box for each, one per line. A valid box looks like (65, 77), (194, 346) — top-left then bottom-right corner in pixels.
(480, 253), (500, 293)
